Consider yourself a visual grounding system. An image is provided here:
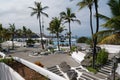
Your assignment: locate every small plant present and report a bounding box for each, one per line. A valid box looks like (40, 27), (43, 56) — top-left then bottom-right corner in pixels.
(87, 67), (98, 74)
(71, 46), (77, 52)
(0, 58), (14, 64)
(34, 61), (44, 67)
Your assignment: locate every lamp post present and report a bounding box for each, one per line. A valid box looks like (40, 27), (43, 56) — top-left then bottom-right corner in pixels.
(112, 56), (117, 80)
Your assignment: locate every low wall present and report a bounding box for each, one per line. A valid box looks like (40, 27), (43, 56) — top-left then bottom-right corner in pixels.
(0, 52), (5, 58)
(13, 57), (66, 80)
(99, 45), (120, 54)
(71, 51), (85, 64)
(0, 62), (25, 80)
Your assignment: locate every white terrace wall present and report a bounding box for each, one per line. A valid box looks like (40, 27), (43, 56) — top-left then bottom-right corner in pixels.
(13, 57), (67, 80)
(0, 63), (25, 80)
(99, 45), (120, 54)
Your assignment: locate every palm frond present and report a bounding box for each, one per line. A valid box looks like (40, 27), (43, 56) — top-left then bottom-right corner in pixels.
(97, 13), (110, 21)
(102, 16), (120, 29)
(30, 11), (37, 16)
(72, 19), (81, 24)
(77, 1), (87, 10)
(41, 12), (48, 17)
(42, 6), (49, 10)
(107, 0), (120, 16)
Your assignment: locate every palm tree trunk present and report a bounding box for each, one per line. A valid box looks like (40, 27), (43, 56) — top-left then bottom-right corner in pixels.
(38, 15), (44, 49)
(57, 33), (60, 51)
(12, 35), (14, 50)
(68, 21), (72, 51)
(89, 6), (94, 36)
(93, 0), (99, 68)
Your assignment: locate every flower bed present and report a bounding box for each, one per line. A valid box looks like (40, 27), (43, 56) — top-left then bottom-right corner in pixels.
(1, 58), (48, 80)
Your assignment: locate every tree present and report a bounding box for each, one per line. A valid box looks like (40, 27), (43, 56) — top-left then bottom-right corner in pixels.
(60, 8), (80, 51)
(97, 0), (120, 44)
(9, 23), (16, 49)
(77, 36), (88, 43)
(29, 1), (48, 49)
(48, 17), (64, 51)
(22, 26), (27, 38)
(0, 24), (3, 42)
(26, 29), (33, 39)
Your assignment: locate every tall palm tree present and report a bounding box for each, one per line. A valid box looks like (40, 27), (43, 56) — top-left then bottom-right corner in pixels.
(97, 0), (120, 44)
(29, 1), (48, 49)
(48, 17), (64, 51)
(9, 23), (16, 49)
(77, 0), (94, 36)
(60, 8), (80, 51)
(92, 0), (99, 68)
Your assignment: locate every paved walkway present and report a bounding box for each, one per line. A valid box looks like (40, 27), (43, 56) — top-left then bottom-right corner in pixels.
(6, 47), (80, 68)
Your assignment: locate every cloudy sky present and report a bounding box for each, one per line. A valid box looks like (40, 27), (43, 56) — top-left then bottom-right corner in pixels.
(0, 0), (111, 37)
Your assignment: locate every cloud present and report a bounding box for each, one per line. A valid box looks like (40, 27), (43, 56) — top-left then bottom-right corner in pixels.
(0, 0), (110, 37)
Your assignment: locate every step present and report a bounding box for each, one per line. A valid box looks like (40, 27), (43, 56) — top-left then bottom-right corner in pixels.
(99, 70), (111, 76)
(47, 66), (57, 70)
(81, 75), (93, 80)
(48, 68), (59, 71)
(101, 68), (112, 73)
(104, 64), (112, 68)
(83, 72), (101, 80)
(96, 72), (108, 79)
(78, 77), (86, 80)
(103, 66), (112, 71)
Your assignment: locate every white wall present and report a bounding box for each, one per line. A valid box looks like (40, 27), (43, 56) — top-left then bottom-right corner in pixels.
(0, 63), (25, 80)
(99, 45), (120, 54)
(116, 63), (120, 75)
(13, 57), (67, 80)
(71, 51), (85, 64)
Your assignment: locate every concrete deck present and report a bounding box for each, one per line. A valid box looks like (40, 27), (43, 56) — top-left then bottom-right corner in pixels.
(6, 47), (80, 68)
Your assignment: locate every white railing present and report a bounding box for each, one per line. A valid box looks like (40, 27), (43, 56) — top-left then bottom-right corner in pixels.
(13, 57), (66, 80)
(0, 62), (25, 80)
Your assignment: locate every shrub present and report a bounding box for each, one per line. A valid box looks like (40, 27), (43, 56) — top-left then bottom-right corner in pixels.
(71, 46), (77, 52)
(96, 49), (108, 66)
(0, 58), (14, 64)
(77, 37), (88, 43)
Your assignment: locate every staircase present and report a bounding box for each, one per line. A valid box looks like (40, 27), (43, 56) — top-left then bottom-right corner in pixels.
(47, 65), (64, 77)
(78, 61), (113, 80)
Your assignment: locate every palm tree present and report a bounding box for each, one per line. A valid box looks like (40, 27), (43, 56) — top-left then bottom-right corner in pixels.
(0, 24), (3, 42)
(92, 0), (99, 68)
(77, 0), (94, 36)
(48, 17), (64, 51)
(97, 0), (120, 44)
(29, 1), (48, 49)
(60, 8), (80, 51)
(9, 23), (16, 49)
(26, 28), (33, 39)
(22, 26), (27, 38)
